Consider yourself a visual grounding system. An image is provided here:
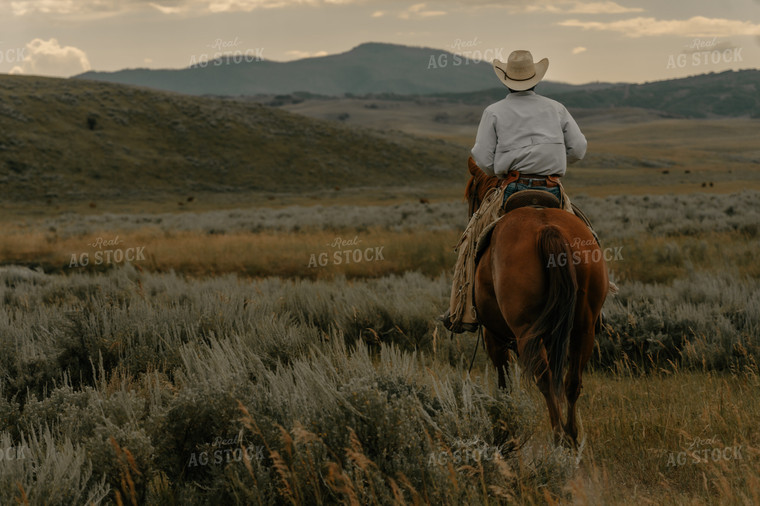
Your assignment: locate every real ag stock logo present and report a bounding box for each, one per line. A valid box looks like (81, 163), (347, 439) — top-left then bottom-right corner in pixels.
(0, 444), (28, 462)
(189, 36), (264, 67)
(186, 434), (264, 468)
(68, 235), (146, 268)
(545, 238), (623, 268)
(0, 42), (25, 64)
(665, 435), (743, 467)
(308, 235), (385, 268)
(666, 37), (743, 70)
(427, 437), (501, 466)
(427, 36), (506, 69)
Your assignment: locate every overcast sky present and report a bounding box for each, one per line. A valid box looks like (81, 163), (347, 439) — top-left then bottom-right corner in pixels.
(0, 0), (758, 84)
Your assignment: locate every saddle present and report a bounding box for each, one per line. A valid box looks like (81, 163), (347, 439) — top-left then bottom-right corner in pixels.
(503, 189), (561, 213)
(474, 190), (561, 265)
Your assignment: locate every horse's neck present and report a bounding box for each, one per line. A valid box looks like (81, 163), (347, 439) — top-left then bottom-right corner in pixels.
(478, 175), (500, 201)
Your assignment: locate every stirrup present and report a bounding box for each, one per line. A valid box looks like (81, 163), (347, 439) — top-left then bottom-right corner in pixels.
(438, 310), (479, 334)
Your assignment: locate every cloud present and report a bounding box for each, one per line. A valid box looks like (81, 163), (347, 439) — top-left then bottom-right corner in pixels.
(7, 0), (353, 16)
(371, 10), (384, 17)
(522, 1), (643, 14)
(284, 49), (328, 59)
(10, 0), (83, 16)
(558, 16), (760, 38)
(9, 38), (91, 77)
(9, 0), (192, 17)
(149, 2), (186, 13)
(572, 46), (587, 54)
(398, 3), (446, 19)
(205, 0), (357, 13)
(5, 0), (641, 16)
(564, 1), (642, 13)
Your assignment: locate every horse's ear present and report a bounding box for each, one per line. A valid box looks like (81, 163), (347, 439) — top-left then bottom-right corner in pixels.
(467, 156), (481, 176)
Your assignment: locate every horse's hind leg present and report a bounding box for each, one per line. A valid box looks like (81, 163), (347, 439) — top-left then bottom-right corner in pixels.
(532, 349), (564, 442)
(563, 321), (595, 445)
(483, 328), (514, 389)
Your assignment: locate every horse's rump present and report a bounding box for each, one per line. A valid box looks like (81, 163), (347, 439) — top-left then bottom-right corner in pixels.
(520, 225), (578, 397)
(479, 208), (603, 396)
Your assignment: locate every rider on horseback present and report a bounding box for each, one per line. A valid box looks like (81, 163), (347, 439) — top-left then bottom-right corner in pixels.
(441, 50), (588, 333)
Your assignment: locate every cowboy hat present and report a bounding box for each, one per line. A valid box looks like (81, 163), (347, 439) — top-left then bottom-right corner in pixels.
(492, 50), (549, 91)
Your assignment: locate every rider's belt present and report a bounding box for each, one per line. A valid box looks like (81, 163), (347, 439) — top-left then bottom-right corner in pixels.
(501, 171), (561, 188)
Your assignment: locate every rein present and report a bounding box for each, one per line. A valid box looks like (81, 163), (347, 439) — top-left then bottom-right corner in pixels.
(468, 326), (484, 374)
(447, 325), (484, 375)
(460, 164), (506, 373)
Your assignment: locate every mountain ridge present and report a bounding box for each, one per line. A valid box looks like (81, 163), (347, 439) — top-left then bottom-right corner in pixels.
(75, 42), (494, 95)
(73, 42), (760, 117)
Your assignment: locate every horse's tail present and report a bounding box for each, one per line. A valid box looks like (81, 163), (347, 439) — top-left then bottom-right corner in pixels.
(521, 225), (578, 399)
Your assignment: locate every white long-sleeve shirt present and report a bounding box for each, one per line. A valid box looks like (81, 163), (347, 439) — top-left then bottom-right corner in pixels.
(470, 90), (587, 177)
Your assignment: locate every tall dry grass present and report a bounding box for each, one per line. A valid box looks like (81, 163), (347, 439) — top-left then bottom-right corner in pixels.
(0, 265), (757, 504)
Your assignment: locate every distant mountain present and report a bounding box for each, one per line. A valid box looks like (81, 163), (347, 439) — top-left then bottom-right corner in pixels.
(75, 42), (501, 96)
(432, 69), (760, 118)
(0, 75), (467, 205)
(74, 42), (759, 118)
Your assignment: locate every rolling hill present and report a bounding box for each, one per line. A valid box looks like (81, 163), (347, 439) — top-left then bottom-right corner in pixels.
(431, 69), (760, 118)
(0, 74), (468, 207)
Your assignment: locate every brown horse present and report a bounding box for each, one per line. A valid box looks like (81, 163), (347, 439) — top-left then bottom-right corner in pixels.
(465, 161), (608, 445)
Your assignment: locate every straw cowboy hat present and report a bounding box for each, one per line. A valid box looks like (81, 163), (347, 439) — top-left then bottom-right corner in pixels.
(492, 50), (549, 91)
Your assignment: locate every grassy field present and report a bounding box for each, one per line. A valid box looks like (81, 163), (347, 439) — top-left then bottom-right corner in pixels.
(1, 191), (758, 280)
(1, 190), (759, 504)
(0, 267), (757, 504)
(571, 370), (760, 505)
(1, 75), (758, 504)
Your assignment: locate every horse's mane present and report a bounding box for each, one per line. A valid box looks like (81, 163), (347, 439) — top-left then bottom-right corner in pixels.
(464, 163), (501, 201)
